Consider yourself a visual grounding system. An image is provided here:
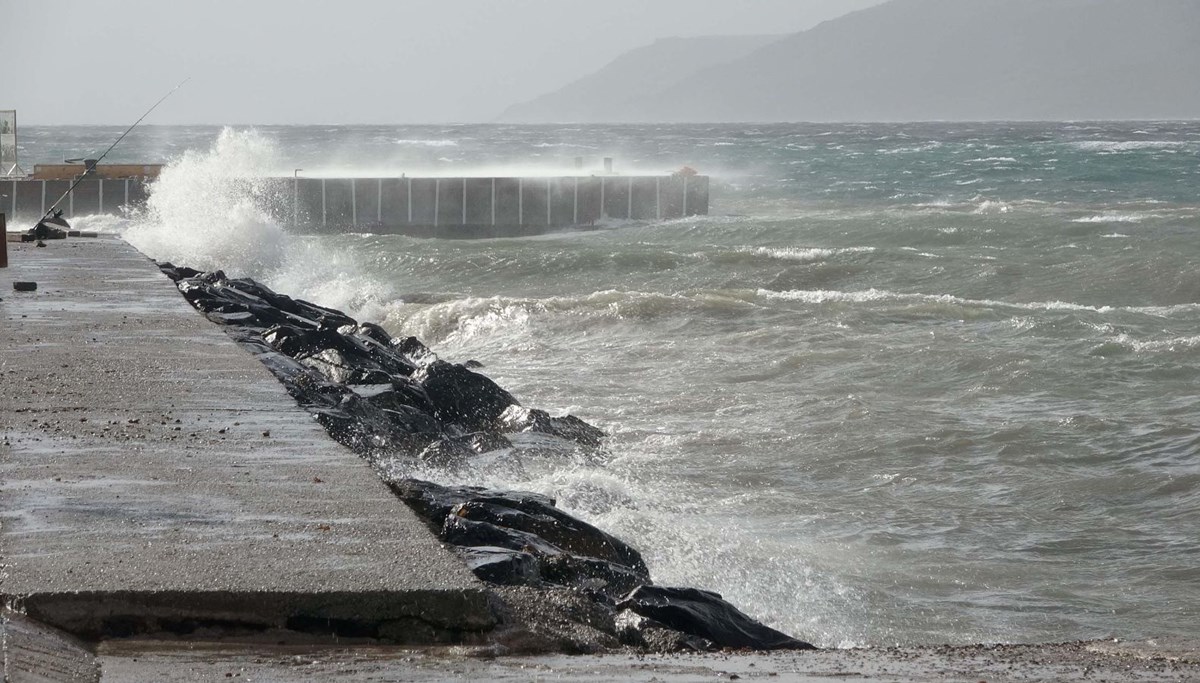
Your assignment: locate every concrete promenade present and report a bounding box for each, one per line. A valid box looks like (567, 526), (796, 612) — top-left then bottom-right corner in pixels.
(0, 236), (494, 656)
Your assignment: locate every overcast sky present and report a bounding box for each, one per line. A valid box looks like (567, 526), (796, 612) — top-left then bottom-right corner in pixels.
(6, 0), (884, 125)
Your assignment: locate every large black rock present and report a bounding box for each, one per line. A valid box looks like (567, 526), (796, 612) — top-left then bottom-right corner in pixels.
(616, 586), (816, 651)
(415, 360), (520, 431)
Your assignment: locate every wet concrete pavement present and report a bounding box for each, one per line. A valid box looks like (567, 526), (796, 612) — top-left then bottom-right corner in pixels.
(0, 236), (494, 645)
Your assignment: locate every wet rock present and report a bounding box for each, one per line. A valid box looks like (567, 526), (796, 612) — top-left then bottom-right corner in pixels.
(614, 609), (715, 652)
(457, 431), (513, 454)
(615, 586), (816, 651)
(391, 336), (436, 368)
(453, 500), (647, 578)
(441, 515), (564, 558)
(415, 360), (519, 431)
(417, 438), (476, 467)
(457, 546), (540, 586)
(495, 405), (606, 447)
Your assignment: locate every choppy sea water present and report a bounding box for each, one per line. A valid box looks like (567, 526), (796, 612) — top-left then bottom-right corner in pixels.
(16, 122), (1200, 647)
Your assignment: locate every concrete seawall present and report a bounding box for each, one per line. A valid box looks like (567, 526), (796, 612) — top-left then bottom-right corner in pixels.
(0, 236), (495, 656)
(1, 178), (151, 223)
(2, 174), (710, 238)
(288, 175), (710, 237)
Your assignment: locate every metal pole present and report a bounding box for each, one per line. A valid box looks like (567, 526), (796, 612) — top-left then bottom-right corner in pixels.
(682, 176), (689, 216)
(321, 179), (327, 228)
(573, 177), (579, 224)
(351, 178), (357, 229)
(518, 178), (524, 226)
(1, 213), (8, 269)
(656, 177), (661, 220)
(377, 179), (382, 223)
(546, 179), (552, 226)
(434, 178), (440, 228)
(462, 178), (467, 226)
(40, 181), (46, 217)
(407, 177), (413, 223)
(627, 177), (633, 219)
(491, 178), (496, 226)
(600, 178), (605, 219)
(99, 179), (104, 214)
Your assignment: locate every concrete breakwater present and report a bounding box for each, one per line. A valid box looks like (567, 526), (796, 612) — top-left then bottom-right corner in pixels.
(2, 174), (710, 237)
(0, 234), (805, 681)
(1, 177), (151, 223)
(160, 261), (813, 653)
(287, 174), (710, 237)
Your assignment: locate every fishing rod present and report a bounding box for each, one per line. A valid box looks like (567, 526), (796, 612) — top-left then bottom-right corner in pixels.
(35, 77), (190, 227)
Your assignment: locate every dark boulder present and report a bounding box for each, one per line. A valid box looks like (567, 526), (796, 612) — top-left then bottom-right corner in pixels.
(415, 360), (519, 431)
(457, 546), (541, 586)
(615, 586), (816, 651)
(495, 405), (605, 448)
(453, 500), (647, 578)
(441, 515), (564, 557)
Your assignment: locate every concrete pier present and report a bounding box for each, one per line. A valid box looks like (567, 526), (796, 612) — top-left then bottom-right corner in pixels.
(0, 236), (495, 644)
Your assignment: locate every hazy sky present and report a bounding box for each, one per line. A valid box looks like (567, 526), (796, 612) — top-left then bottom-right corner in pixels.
(5, 0), (884, 125)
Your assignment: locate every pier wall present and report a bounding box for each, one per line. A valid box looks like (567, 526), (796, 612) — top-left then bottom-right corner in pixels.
(1, 178), (151, 223)
(290, 175), (709, 237)
(2, 175), (709, 237)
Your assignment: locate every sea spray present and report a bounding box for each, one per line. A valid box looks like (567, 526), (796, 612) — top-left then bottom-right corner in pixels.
(124, 128), (290, 275)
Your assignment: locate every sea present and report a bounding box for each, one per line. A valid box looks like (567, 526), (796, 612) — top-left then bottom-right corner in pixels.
(14, 122), (1200, 648)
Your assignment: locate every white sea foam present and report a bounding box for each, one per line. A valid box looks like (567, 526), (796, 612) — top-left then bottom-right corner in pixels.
(393, 138), (459, 147)
(758, 288), (1200, 317)
(745, 246), (876, 262)
(1071, 212), (1155, 224)
(1071, 140), (1186, 153)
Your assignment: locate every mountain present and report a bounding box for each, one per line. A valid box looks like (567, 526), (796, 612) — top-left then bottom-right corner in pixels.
(495, 34), (783, 123)
(502, 0), (1200, 123)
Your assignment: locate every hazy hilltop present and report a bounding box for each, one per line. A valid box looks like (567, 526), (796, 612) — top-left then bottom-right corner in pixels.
(502, 0), (1200, 123)
(496, 35), (783, 124)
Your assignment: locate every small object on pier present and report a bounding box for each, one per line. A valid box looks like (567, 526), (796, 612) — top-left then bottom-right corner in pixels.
(13, 281), (37, 292)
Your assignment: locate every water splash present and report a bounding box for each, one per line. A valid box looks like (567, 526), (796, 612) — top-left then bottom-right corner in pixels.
(123, 128), (290, 276)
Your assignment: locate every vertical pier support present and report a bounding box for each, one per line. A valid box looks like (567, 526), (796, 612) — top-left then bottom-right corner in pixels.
(462, 178), (468, 227)
(546, 179), (552, 226)
(573, 177), (579, 224)
(321, 179), (327, 228)
(682, 176), (689, 216)
(518, 178), (524, 226)
(351, 179), (358, 229)
(491, 178), (496, 226)
(1, 213), (8, 269)
(627, 177), (633, 219)
(377, 179), (383, 223)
